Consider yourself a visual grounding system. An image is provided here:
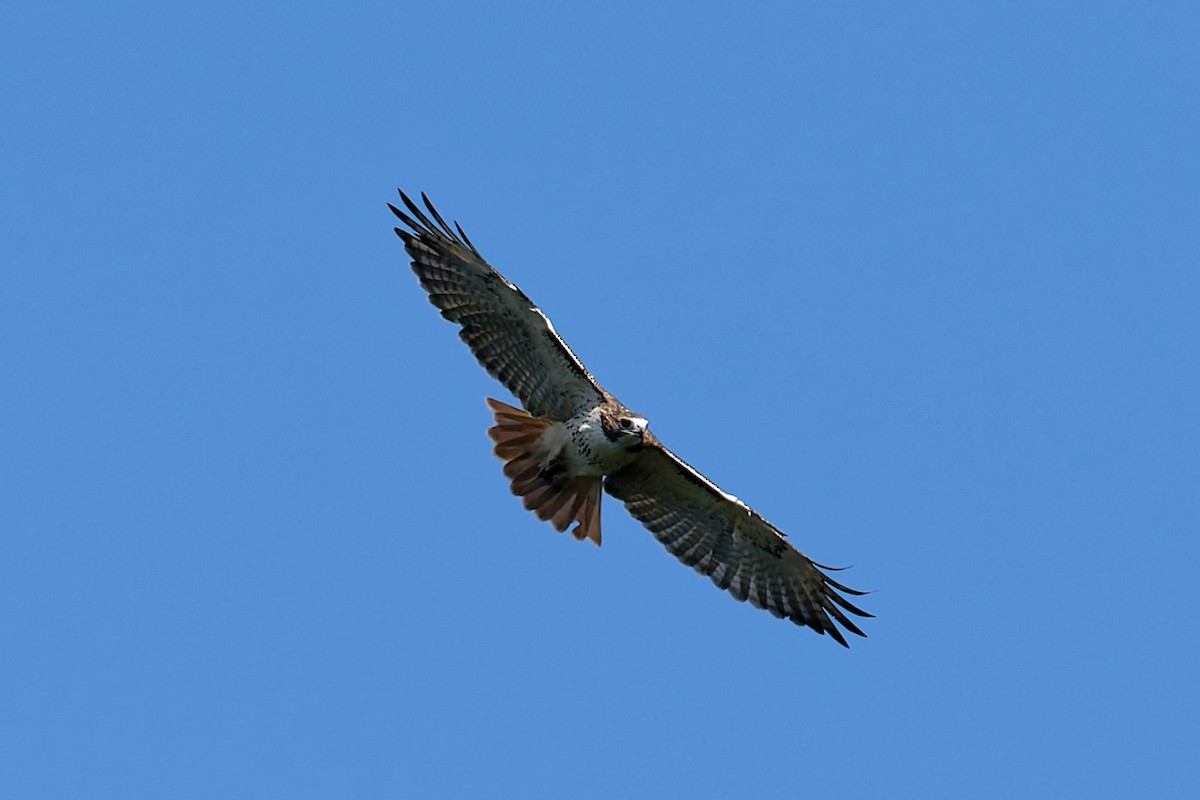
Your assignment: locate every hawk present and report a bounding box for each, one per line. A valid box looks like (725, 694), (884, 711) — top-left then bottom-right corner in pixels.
(390, 191), (871, 646)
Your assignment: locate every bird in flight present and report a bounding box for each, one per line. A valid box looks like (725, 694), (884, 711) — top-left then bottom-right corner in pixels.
(390, 191), (871, 646)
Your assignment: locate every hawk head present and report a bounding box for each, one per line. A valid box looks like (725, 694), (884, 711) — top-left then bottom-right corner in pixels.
(600, 400), (649, 448)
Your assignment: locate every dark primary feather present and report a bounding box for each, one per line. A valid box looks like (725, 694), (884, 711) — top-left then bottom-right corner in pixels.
(605, 440), (872, 646)
(390, 191), (606, 421)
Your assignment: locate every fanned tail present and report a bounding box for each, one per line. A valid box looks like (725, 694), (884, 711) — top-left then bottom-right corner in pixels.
(485, 398), (603, 545)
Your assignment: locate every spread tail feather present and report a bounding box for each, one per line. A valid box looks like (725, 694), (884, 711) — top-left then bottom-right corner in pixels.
(486, 397), (603, 545)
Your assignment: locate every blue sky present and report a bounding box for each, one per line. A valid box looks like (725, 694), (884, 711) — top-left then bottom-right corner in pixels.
(3, 2), (1198, 797)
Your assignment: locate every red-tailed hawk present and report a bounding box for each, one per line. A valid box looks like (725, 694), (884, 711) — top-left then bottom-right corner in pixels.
(390, 191), (871, 646)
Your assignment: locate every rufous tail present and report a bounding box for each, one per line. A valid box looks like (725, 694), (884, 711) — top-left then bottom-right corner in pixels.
(485, 397), (602, 545)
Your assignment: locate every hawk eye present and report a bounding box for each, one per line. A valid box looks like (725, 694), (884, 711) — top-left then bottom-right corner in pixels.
(619, 418), (633, 430)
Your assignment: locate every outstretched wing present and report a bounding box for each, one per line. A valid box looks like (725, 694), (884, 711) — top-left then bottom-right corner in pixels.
(390, 191), (606, 421)
(605, 438), (872, 646)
